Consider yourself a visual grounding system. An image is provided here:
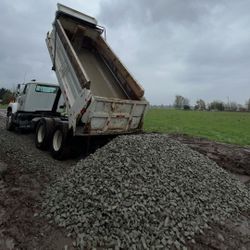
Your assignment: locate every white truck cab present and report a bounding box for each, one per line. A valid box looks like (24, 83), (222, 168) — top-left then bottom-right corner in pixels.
(6, 81), (62, 131)
(17, 82), (59, 112)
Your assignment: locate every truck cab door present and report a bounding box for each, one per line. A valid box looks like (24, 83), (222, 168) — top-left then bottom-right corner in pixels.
(17, 84), (28, 111)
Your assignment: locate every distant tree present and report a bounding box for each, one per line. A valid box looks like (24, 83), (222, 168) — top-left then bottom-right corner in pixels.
(1, 89), (14, 104)
(174, 95), (184, 109)
(195, 99), (206, 110)
(227, 102), (238, 111)
(217, 102), (225, 111)
(224, 102), (232, 111)
(183, 98), (190, 106)
(0, 88), (6, 99)
(209, 101), (225, 111)
(246, 99), (250, 112)
(174, 95), (189, 109)
(183, 104), (190, 110)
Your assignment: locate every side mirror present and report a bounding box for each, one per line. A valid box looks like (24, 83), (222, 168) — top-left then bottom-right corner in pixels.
(17, 84), (21, 94)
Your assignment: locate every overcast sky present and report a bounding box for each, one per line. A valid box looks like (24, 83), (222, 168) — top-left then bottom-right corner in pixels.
(0, 0), (250, 105)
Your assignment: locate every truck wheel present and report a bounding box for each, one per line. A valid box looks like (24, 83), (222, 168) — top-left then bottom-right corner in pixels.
(6, 111), (14, 131)
(51, 127), (71, 160)
(35, 118), (54, 150)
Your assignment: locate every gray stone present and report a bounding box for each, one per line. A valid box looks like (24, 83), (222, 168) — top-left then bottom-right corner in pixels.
(0, 161), (7, 178)
(40, 134), (250, 249)
(217, 233), (225, 242)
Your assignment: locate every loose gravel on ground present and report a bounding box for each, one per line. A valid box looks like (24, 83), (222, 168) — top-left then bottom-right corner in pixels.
(41, 134), (250, 249)
(0, 118), (76, 249)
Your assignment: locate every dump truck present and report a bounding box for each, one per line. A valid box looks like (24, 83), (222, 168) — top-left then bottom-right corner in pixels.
(6, 4), (149, 159)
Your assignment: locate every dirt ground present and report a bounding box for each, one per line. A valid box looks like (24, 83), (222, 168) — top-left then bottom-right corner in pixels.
(0, 115), (249, 249)
(169, 134), (250, 184)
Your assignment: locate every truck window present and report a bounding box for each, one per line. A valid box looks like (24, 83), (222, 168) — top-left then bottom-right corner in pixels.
(35, 85), (58, 94)
(23, 85), (28, 94)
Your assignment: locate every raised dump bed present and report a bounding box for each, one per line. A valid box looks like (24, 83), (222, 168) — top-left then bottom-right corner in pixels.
(46, 4), (148, 135)
(6, 4), (149, 160)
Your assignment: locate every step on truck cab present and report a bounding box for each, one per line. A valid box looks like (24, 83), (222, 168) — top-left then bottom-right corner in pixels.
(7, 4), (149, 159)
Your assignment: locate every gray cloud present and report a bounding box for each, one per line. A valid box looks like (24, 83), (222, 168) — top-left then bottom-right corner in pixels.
(99, 0), (216, 27)
(0, 0), (56, 86)
(0, 0), (250, 105)
(98, 0), (250, 104)
(0, 0), (100, 88)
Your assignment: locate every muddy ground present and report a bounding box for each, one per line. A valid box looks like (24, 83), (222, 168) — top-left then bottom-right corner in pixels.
(0, 115), (249, 249)
(169, 134), (250, 184)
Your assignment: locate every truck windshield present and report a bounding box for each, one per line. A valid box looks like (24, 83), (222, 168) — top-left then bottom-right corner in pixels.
(35, 85), (58, 94)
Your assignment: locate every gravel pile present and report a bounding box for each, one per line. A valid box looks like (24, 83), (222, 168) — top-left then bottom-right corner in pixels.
(41, 134), (250, 249)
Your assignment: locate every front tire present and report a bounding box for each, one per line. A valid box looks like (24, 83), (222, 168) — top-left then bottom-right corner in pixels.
(6, 111), (14, 131)
(51, 126), (71, 160)
(35, 118), (54, 150)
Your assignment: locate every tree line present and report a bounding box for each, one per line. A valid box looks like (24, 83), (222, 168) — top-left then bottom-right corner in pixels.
(0, 88), (15, 105)
(174, 95), (250, 112)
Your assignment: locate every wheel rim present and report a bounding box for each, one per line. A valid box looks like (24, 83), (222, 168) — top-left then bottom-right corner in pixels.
(37, 124), (45, 143)
(53, 130), (63, 152)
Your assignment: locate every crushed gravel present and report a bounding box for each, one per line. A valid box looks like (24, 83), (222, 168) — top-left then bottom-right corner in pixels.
(41, 134), (250, 249)
(0, 118), (76, 181)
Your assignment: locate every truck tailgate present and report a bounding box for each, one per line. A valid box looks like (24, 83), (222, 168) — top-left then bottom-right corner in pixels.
(80, 96), (148, 135)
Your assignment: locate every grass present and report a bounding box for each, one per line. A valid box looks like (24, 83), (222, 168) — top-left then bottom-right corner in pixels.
(144, 109), (250, 146)
(0, 104), (7, 109)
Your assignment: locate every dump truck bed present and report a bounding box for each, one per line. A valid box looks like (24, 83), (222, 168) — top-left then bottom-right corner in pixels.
(78, 48), (127, 99)
(46, 4), (148, 135)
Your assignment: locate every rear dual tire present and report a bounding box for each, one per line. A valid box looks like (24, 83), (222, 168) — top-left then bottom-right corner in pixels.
(51, 126), (71, 160)
(35, 119), (71, 160)
(35, 118), (54, 150)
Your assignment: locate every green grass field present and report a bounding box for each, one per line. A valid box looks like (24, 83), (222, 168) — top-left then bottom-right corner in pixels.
(0, 104), (7, 109)
(144, 109), (250, 146)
